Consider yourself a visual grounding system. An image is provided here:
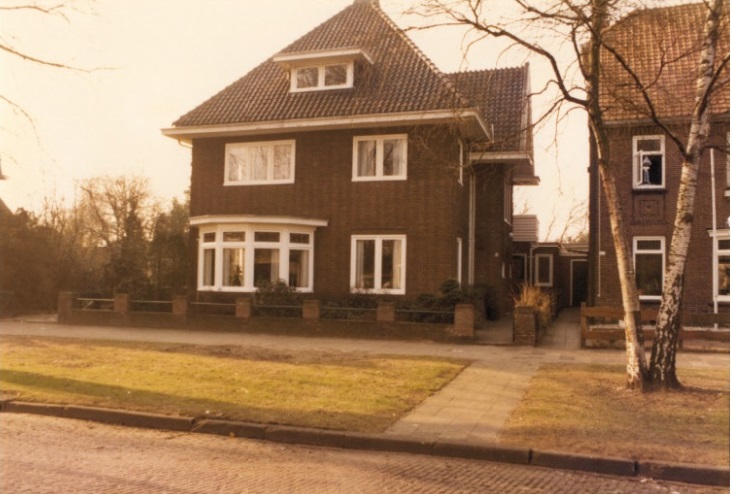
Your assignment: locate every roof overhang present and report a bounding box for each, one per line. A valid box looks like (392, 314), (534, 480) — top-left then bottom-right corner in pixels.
(162, 109), (491, 143)
(469, 151), (540, 185)
(272, 48), (374, 68)
(190, 214), (329, 228)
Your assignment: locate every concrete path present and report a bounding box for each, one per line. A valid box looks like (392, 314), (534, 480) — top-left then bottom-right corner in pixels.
(1, 310), (728, 447)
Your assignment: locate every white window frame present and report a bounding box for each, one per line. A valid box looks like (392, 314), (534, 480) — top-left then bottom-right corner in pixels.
(290, 62), (353, 92)
(713, 232), (730, 303)
(535, 253), (553, 287)
(224, 140), (296, 186)
(633, 135), (665, 190)
(352, 134), (408, 181)
(350, 235), (407, 295)
(197, 225), (315, 292)
(633, 236), (666, 301)
(503, 173), (512, 225)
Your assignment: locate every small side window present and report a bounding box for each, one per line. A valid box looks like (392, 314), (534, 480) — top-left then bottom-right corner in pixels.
(633, 136), (665, 189)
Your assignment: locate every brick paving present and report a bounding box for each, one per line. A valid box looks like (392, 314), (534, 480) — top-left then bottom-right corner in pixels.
(2, 413), (725, 494)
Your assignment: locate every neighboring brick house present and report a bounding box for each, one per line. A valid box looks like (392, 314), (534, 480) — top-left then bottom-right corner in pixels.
(162, 0), (536, 307)
(588, 3), (730, 313)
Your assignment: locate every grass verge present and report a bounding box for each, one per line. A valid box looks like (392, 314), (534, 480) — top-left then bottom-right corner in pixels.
(0, 336), (466, 433)
(499, 363), (730, 466)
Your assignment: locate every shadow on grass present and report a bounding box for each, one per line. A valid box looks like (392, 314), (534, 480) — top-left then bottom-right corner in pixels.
(0, 369), (400, 432)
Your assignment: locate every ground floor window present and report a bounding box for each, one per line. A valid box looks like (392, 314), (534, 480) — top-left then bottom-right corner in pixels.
(197, 224), (317, 292)
(535, 254), (553, 287)
(633, 237), (665, 300)
(714, 233), (730, 302)
(350, 235), (406, 294)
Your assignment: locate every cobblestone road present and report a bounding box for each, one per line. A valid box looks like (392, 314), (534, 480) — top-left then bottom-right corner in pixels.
(2, 414), (726, 494)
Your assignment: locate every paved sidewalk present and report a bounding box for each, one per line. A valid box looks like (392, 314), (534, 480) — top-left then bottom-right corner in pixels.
(1, 310), (728, 448)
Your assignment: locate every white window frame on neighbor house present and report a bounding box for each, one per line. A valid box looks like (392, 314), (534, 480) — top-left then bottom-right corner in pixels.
(503, 173), (512, 225)
(350, 235), (407, 295)
(290, 62), (354, 92)
(224, 140), (296, 186)
(633, 236), (665, 301)
(535, 254), (553, 287)
(633, 135), (665, 190)
(712, 231), (730, 303)
(352, 134), (408, 181)
(196, 223), (316, 292)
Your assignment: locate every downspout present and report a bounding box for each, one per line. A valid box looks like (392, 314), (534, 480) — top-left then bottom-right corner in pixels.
(469, 172), (476, 285)
(711, 149), (718, 318)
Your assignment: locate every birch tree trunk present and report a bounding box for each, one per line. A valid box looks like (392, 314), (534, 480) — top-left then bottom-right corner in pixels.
(649, 0), (725, 388)
(587, 0), (648, 389)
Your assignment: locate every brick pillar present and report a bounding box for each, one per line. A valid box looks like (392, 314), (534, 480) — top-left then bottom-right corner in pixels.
(114, 293), (129, 315)
(453, 304), (475, 337)
(513, 305), (537, 345)
(235, 297), (252, 319)
(172, 295), (188, 318)
(57, 292), (77, 324)
(302, 300), (321, 320)
(377, 301), (396, 323)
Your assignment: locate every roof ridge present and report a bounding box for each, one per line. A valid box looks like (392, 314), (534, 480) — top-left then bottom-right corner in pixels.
(368, 1), (473, 108)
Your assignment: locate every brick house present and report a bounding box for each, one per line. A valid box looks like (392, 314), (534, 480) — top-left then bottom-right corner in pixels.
(588, 2), (730, 314)
(162, 0), (537, 307)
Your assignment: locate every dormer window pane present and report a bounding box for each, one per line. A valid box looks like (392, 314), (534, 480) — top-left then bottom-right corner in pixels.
(325, 64), (347, 86)
(296, 67), (318, 89)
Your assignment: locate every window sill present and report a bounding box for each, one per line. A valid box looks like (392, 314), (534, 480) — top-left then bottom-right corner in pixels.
(632, 187), (666, 194)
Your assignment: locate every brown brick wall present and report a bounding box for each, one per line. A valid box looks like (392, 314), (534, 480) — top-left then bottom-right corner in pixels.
(589, 120), (729, 313)
(189, 125), (485, 299)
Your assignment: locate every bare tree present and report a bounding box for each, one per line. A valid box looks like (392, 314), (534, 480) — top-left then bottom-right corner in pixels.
(410, 0), (728, 390)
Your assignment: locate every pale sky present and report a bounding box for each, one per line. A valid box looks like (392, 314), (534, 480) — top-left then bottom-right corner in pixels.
(1, 0), (591, 240)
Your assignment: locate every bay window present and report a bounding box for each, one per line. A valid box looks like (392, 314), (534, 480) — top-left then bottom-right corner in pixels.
(197, 225), (315, 292)
(351, 235), (406, 294)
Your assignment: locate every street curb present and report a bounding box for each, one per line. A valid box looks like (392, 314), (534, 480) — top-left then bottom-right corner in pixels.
(1, 400), (728, 487)
(531, 449), (636, 477)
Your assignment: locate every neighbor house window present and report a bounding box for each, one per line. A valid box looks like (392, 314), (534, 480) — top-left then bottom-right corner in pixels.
(291, 62), (352, 91)
(535, 254), (553, 287)
(198, 225), (314, 292)
(351, 235), (406, 294)
(714, 235), (730, 302)
(633, 135), (665, 189)
(634, 237), (665, 300)
(353, 135), (407, 181)
(225, 140), (295, 185)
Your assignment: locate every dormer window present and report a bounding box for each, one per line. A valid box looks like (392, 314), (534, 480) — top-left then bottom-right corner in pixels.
(273, 48), (373, 93)
(293, 63), (352, 91)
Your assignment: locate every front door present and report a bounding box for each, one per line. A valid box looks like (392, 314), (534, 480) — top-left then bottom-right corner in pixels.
(571, 259), (588, 307)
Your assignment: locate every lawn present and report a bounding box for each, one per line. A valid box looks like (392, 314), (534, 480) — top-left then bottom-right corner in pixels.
(499, 363), (730, 466)
(0, 336), (466, 433)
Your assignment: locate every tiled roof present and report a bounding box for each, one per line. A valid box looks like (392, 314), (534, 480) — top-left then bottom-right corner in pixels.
(446, 65), (531, 153)
(173, 1), (467, 128)
(600, 2), (730, 122)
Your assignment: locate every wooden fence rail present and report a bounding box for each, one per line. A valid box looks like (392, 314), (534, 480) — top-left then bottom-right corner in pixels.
(579, 303), (729, 348)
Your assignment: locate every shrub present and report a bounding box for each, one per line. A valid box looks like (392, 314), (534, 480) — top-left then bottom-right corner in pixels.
(513, 283), (553, 328)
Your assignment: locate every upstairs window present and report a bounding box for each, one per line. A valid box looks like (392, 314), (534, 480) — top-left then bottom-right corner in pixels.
(225, 140), (295, 186)
(292, 62), (352, 92)
(715, 235), (730, 302)
(633, 135), (665, 189)
(353, 135), (407, 181)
